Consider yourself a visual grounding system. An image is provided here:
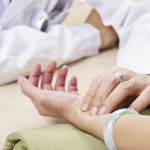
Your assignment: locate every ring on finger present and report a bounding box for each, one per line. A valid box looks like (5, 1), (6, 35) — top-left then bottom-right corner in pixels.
(114, 72), (124, 83)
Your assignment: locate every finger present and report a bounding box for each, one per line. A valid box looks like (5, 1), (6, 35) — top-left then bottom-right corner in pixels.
(68, 76), (79, 95)
(29, 63), (41, 87)
(90, 74), (120, 115)
(82, 70), (111, 112)
(18, 76), (43, 104)
(129, 87), (150, 112)
(41, 60), (56, 90)
(55, 65), (68, 92)
(82, 66), (136, 112)
(99, 80), (140, 115)
(90, 71), (132, 115)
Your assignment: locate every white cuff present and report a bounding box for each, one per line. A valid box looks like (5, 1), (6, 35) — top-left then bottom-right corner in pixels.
(70, 23), (101, 57)
(118, 61), (150, 75)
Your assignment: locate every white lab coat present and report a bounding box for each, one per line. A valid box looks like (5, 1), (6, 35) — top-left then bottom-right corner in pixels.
(1, 0), (150, 85)
(88, 0), (150, 74)
(0, 0), (101, 85)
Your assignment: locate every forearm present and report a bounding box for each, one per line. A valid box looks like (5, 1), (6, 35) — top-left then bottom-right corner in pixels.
(66, 103), (150, 150)
(114, 114), (150, 150)
(86, 9), (118, 49)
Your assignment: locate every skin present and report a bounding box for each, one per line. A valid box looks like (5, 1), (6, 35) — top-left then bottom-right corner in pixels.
(18, 61), (150, 150)
(81, 66), (150, 116)
(86, 9), (118, 50)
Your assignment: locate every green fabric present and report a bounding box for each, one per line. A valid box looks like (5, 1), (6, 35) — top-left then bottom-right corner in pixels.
(3, 109), (150, 150)
(3, 124), (107, 150)
(140, 108), (150, 115)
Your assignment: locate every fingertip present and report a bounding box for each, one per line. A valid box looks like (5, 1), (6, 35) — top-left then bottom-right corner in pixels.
(98, 106), (107, 115)
(33, 62), (41, 68)
(58, 65), (68, 76)
(129, 108), (135, 111)
(129, 106), (136, 111)
(18, 77), (22, 84)
(81, 103), (90, 112)
(49, 60), (57, 66)
(18, 76), (25, 84)
(62, 65), (68, 70)
(90, 106), (99, 116)
(51, 60), (56, 62)
(31, 62), (41, 75)
(72, 75), (77, 80)
(46, 60), (57, 71)
(70, 76), (77, 85)
(128, 103), (136, 111)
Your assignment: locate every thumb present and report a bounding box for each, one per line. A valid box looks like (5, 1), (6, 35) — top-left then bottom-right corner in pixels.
(18, 76), (42, 102)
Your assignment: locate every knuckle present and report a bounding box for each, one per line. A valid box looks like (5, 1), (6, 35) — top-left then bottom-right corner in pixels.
(120, 82), (132, 91)
(94, 94), (105, 103)
(126, 69), (133, 74)
(93, 96), (104, 107)
(112, 66), (119, 71)
(93, 77), (101, 84)
(108, 96), (115, 103)
(86, 94), (95, 102)
(104, 75), (116, 83)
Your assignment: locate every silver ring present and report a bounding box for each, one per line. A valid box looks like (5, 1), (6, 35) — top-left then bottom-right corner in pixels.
(114, 72), (124, 83)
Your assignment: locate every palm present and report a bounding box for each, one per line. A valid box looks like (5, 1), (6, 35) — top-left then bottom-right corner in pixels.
(26, 61), (82, 120)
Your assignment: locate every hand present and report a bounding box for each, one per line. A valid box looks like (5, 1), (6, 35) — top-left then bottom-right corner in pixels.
(18, 61), (83, 121)
(17, 61), (110, 142)
(81, 66), (150, 115)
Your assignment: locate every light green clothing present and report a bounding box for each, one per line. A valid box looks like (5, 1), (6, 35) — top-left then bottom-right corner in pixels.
(3, 109), (150, 150)
(3, 124), (107, 150)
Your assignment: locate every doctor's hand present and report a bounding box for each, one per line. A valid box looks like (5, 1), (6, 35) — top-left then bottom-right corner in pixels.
(81, 66), (150, 115)
(18, 61), (83, 121)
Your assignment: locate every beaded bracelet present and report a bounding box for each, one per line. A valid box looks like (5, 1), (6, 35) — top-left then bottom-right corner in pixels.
(103, 108), (140, 150)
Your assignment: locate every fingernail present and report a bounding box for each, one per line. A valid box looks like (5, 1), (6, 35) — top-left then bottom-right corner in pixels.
(62, 65), (68, 69)
(18, 77), (23, 84)
(50, 60), (56, 64)
(90, 107), (99, 116)
(129, 108), (135, 111)
(82, 104), (89, 112)
(34, 62), (39, 67)
(98, 107), (107, 115)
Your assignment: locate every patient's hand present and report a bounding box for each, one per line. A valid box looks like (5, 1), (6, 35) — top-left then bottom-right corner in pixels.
(18, 61), (83, 120)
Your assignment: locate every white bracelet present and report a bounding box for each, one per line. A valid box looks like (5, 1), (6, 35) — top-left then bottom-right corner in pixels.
(103, 108), (140, 150)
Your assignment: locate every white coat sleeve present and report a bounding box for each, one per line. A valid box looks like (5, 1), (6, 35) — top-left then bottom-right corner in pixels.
(117, 13), (150, 74)
(88, 0), (150, 74)
(115, 1), (150, 74)
(0, 23), (101, 85)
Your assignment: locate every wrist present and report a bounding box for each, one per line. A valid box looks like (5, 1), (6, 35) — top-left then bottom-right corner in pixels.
(65, 100), (110, 141)
(65, 100), (85, 129)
